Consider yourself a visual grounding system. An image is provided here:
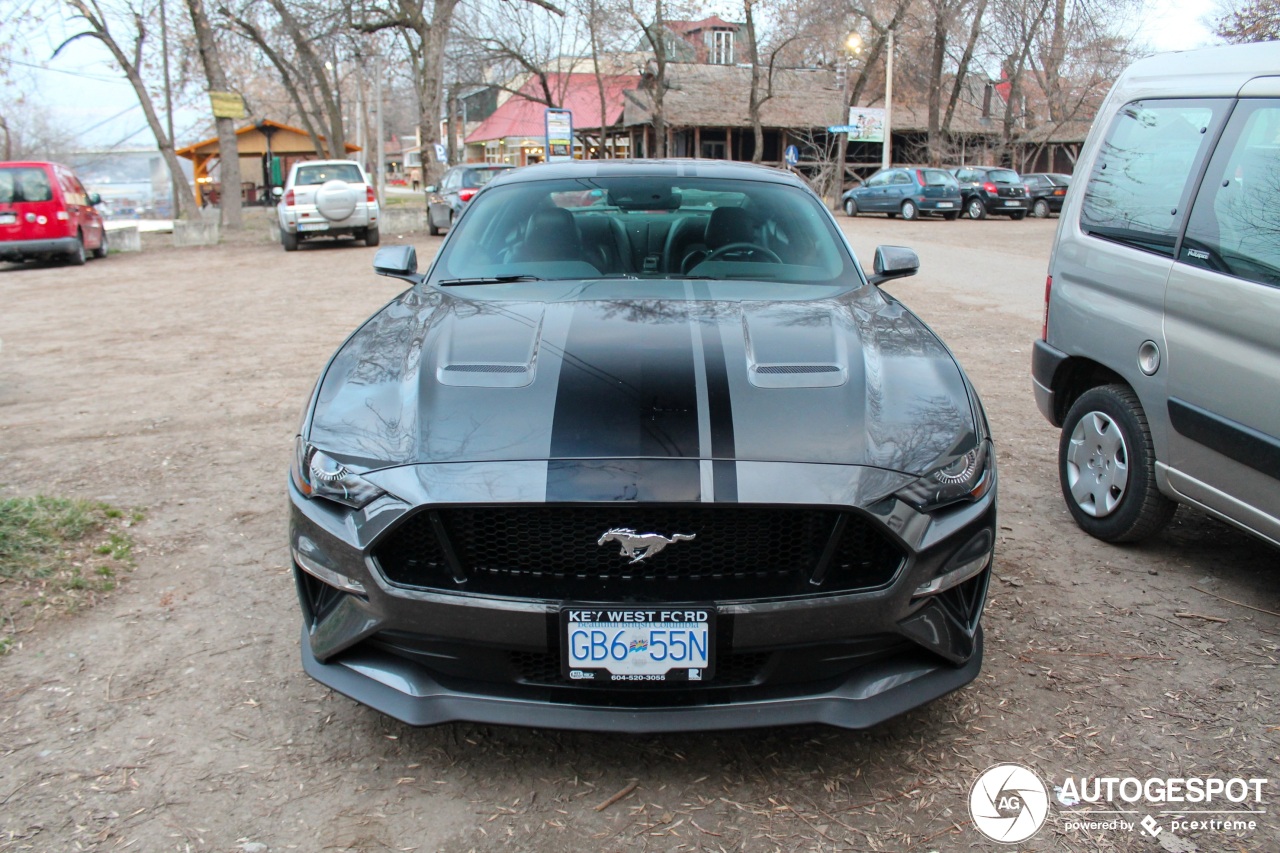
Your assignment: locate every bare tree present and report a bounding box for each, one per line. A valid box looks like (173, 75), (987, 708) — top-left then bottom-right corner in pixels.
(1214, 0), (1280, 42)
(628, 0), (672, 157)
(58, 0), (199, 218)
(186, 0), (242, 227)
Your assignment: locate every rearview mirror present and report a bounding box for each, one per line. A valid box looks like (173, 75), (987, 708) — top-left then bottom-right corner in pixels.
(87, 192), (102, 206)
(424, 185), (437, 194)
(868, 245), (919, 286)
(373, 245), (419, 281)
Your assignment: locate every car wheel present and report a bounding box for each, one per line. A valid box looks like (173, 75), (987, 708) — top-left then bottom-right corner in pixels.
(365, 226), (380, 247)
(844, 198), (858, 217)
(447, 211), (455, 230)
(67, 232), (87, 266)
(943, 212), (959, 221)
(1009, 211), (1027, 221)
(1059, 385), (1176, 542)
(281, 229), (299, 252)
(900, 200), (919, 221)
(92, 230), (108, 259)
(966, 198), (986, 220)
(428, 209), (441, 236)
(1033, 199), (1051, 218)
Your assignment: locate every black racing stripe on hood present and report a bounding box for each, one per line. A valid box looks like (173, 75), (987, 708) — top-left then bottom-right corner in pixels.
(693, 283), (738, 501)
(548, 300), (701, 461)
(546, 460), (703, 502)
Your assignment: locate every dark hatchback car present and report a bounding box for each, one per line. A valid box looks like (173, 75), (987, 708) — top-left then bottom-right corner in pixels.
(842, 167), (962, 220)
(426, 164), (513, 235)
(951, 166), (1029, 219)
(1022, 172), (1071, 218)
(290, 160), (996, 732)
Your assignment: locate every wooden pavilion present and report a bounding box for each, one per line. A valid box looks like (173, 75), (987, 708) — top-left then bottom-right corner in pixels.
(175, 119), (361, 206)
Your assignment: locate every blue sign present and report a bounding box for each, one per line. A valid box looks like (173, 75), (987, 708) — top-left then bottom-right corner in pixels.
(827, 125), (860, 134)
(783, 145), (799, 166)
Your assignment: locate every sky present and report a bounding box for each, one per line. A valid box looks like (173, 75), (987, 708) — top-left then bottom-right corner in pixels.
(3, 0), (1224, 152)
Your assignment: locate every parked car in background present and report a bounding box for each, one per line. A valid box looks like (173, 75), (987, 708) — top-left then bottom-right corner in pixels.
(1023, 173), (1071, 218)
(0, 161), (108, 265)
(274, 160), (380, 252)
(290, 160), (996, 732)
(951, 166), (1029, 220)
(842, 167), (962, 220)
(426, 164), (514, 235)
(1033, 41), (1279, 547)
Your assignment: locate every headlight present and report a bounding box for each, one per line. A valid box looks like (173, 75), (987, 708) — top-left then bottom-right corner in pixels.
(291, 438), (384, 509)
(896, 441), (993, 512)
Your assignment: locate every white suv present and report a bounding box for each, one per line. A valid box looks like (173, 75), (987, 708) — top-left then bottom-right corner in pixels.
(275, 160), (380, 251)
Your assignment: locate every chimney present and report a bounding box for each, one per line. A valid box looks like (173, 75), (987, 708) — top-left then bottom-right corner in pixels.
(982, 82), (994, 118)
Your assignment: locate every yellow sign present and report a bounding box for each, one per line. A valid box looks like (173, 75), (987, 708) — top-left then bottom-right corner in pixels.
(210, 91), (246, 120)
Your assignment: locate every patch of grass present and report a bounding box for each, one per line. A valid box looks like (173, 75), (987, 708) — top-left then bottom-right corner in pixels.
(0, 495), (142, 655)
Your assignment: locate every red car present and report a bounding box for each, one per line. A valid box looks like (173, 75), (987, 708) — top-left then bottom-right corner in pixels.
(0, 161), (108, 265)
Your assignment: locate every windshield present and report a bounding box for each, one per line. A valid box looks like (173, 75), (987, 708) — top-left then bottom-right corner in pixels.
(466, 169), (507, 188)
(431, 176), (856, 284)
(988, 169), (1020, 183)
(0, 167), (54, 203)
(295, 163), (363, 185)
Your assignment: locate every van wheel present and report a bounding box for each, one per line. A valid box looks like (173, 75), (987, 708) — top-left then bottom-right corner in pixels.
(68, 232), (87, 266)
(1059, 385), (1175, 542)
(428, 210), (441, 236)
(365, 226), (380, 247)
(1033, 199), (1051, 218)
(282, 229), (299, 252)
(966, 198), (986, 220)
(900, 200), (919, 221)
(92, 231), (108, 259)
(844, 199), (858, 217)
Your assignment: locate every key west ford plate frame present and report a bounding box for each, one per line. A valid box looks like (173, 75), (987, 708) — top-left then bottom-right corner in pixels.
(562, 607), (715, 683)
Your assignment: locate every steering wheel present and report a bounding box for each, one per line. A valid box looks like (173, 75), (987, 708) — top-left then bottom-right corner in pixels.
(704, 242), (783, 264)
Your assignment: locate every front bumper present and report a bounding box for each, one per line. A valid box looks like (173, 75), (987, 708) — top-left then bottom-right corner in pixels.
(289, 459), (996, 731)
(0, 237), (78, 258)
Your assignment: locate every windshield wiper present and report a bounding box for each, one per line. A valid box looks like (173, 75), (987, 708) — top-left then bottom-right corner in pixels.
(436, 274), (544, 286)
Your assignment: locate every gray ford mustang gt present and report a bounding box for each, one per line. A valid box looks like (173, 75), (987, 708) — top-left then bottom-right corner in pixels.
(288, 160), (996, 732)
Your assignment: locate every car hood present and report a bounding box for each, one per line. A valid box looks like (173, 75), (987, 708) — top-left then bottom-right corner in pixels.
(307, 280), (975, 477)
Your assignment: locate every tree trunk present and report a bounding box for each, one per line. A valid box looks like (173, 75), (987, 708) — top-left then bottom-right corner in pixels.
(942, 0), (986, 135)
(186, 0), (242, 228)
(927, 7), (947, 165)
(744, 0), (765, 163)
(266, 0), (345, 157)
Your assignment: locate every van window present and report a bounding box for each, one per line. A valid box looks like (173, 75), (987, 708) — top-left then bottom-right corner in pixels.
(0, 166), (54, 203)
(1080, 99), (1227, 257)
(1182, 100), (1280, 287)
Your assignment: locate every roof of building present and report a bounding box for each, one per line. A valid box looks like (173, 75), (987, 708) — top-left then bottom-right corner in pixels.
(623, 65), (840, 130)
(464, 73), (643, 144)
(176, 119), (360, 158)
(666, 16), (740, 33)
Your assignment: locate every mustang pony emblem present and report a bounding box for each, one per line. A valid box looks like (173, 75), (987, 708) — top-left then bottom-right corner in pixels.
(597, 528), (696, 564)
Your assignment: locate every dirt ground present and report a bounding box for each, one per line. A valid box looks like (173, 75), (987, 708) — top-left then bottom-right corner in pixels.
(1, 212), (1276, 853)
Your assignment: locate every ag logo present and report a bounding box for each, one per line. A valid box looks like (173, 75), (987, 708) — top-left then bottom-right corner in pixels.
(969, 763), (1050, 843)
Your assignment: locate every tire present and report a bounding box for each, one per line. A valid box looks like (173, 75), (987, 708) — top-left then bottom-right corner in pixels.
(1059, 385), (1176, 543)
(1033, 199), (1051, 218)
(900, 200), (919, 221)
(943, 212), (959, 221)
(1010, 211), (1027, 221)
(428, 208), (441, 236)
(281, 229), (299, 252)
(844, 198), (858, 217)
(966, 198), (987, 220)
(365, 226), (380, 247)
(92, 230), (108, 259)
(67, 232), (87, 266)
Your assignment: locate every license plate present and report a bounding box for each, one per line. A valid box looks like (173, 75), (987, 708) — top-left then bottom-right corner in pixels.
(1004, 200), (1024, 206)
(936, 202), (954, 208)
(562, 606), (714, 683)
(0, 213), (15, 225)
(298, 222), (329, 232)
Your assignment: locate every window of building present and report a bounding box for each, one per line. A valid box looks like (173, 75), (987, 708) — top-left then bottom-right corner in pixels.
(708, 30), (734, 65)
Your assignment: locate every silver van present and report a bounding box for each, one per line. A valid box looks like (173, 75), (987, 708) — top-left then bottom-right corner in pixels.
(1032, 41), (1280, 546)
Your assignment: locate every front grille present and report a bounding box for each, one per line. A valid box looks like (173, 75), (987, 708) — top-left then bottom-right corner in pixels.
(374, 505), (904, 600)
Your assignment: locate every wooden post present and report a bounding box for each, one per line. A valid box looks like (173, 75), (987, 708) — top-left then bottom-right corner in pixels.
(694, 126), (701, 158)
(726, 127), (733, 161)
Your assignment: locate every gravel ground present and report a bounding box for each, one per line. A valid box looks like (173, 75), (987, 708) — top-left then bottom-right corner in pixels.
(0, 214), (1276, 853)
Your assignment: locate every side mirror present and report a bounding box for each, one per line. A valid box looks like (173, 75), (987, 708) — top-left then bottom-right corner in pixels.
(271, 186), (284, 198)
(373, 245), (419, 281)
(868, 245), (919, 286)
(87, 192), (102, 206)
(424, 185), (437, 194)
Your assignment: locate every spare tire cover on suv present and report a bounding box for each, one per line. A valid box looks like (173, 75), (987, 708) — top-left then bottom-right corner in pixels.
(315, 180), (358, 221)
